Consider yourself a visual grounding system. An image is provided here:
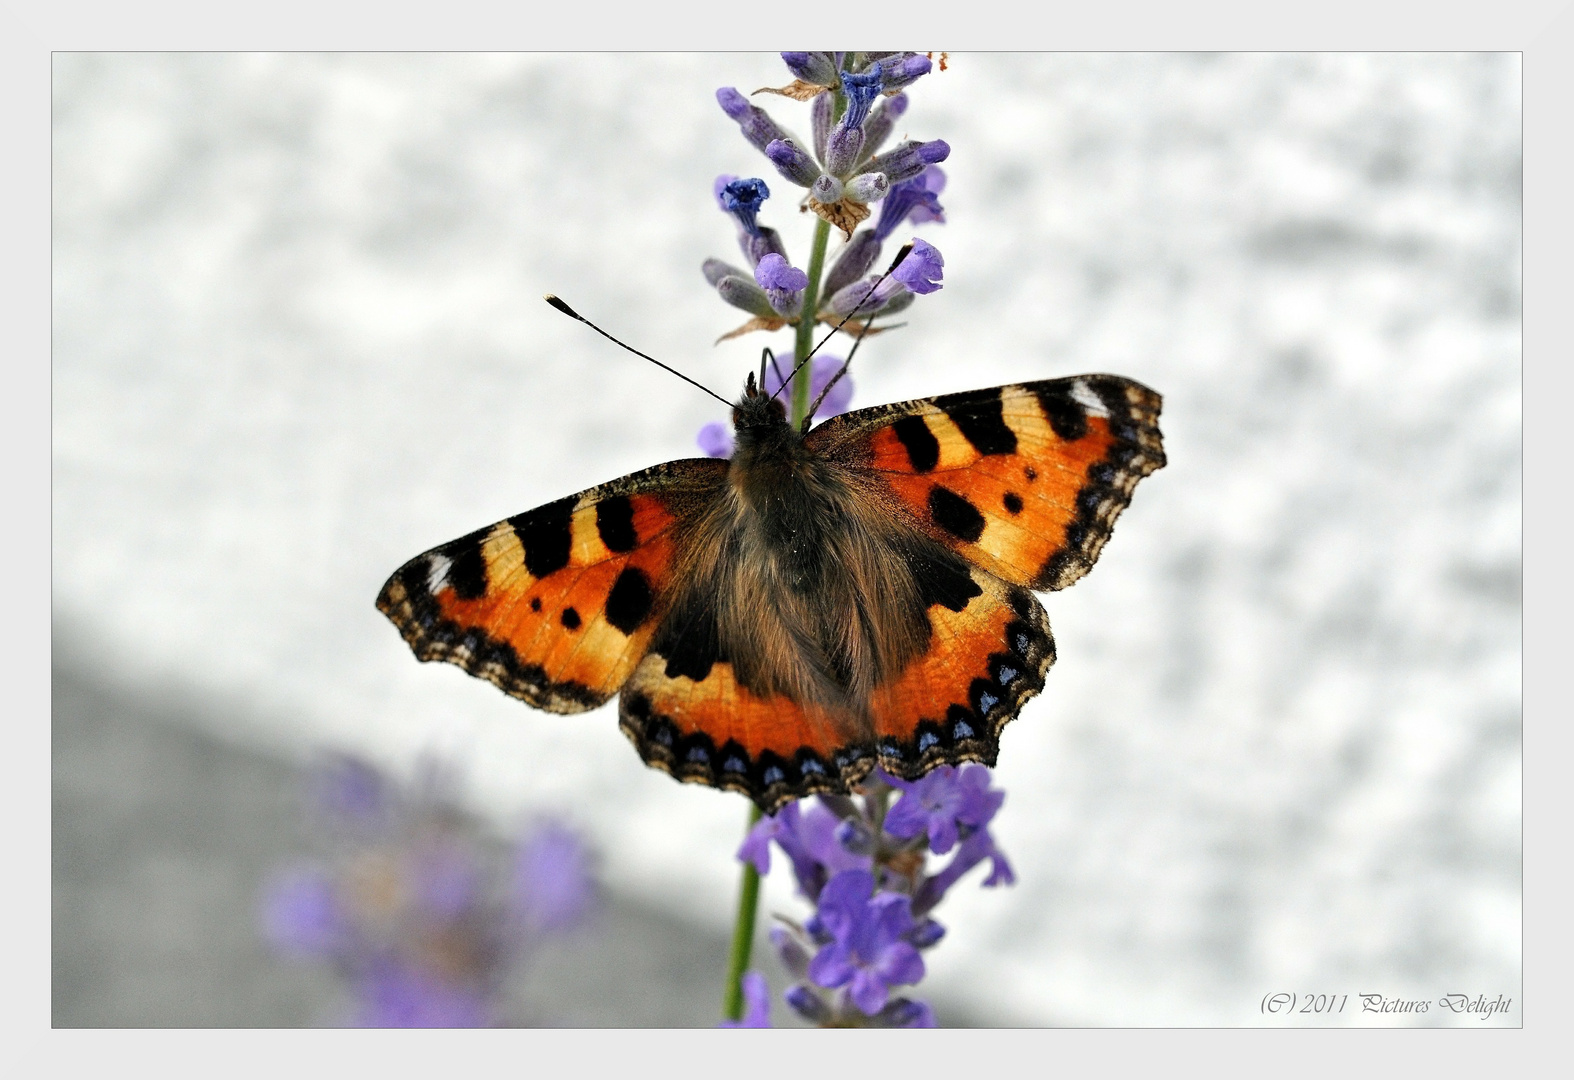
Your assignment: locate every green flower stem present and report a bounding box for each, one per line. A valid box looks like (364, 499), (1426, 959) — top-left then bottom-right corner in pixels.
(721, 216), (833, 1023)
(722, 803), (764, 1021)
(792, 216), (834, 426)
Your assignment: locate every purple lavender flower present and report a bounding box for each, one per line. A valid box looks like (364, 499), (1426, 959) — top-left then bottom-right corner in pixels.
(874, 166), (946, 242)
(884, 763), (1003, 855)
(836, 68), (885, 135)
(754, 253), (809, 317)
(914, 827), (1017, 917)
(806, 870), (926, 1015)
(718, 971), (772, 1028)
(893, 237), (945, 294)
(719, 177), (770, 237)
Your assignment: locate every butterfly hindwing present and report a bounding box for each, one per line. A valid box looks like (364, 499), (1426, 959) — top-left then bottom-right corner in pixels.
(376, 458), (728, 713)
(806, 374), (1165, 591)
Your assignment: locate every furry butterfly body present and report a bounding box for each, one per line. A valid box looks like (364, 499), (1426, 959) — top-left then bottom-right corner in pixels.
(377, 374), (1164, 812)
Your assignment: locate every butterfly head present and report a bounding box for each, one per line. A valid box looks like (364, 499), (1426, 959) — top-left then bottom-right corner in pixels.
(731, 372), (794, 461)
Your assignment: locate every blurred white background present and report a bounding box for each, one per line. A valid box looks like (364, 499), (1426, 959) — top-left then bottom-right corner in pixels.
(52, 52), (1520, 1025)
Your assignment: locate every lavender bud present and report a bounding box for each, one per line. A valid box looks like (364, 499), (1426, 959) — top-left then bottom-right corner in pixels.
(811, 91), (833, 163)
(821, 231), (882, 297)
(834, 818), (875, 855)
(866, 139), (951, 185)
(785, 985), (833, 1024)
(764, 139), (820, 188)
(811, 174), (844, 204)
(716, 87), (795, 154)
(743, 226), (788, 268)
(703, 258), (749, 287)
(781, 51), (838, 87)
(860, 93), (909, 161)
(771, 925), (813, 979)
(844, 172), (889, 204)
(876, 53), (932, 92)
(716, 275), (777, 318)
(824, 126), (865, 178)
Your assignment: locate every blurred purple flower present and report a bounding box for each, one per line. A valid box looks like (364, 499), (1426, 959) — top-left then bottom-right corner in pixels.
(718, 971), (773, 1028)
(697, 421), (734, 459)
(261, 866), (344, 956)
(351, 963), (491, 1028)
(512, 820), (596, 934)
(261, 754), (596, 1028)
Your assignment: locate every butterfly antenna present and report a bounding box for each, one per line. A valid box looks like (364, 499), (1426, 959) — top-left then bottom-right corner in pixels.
(544, 295), (732, 407)
(802, 313), (876, 431)
(769, 242), (915, 404)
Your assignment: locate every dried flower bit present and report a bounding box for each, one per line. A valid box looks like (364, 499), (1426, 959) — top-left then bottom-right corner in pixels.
(754, 78), (831, 102)
(807, 196), (871, 239)
(716, 315), (791, 343)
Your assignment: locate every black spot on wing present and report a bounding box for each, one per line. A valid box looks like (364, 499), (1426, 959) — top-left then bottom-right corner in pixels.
(1031, 382), (1090, 441)
(560, 607), (581, 630)
(440, 528), (491, 600)
(1003, 491), (1023, 515)
(936, 388), (1017, 456)
(903, 541), (982, 612)
(596, 495), (638, 553)
(929, 485), (986, 543)
(891, 415), (940, 472)
(652, 593), (723, 681)
(511, 497), (574, 578)
(605, 567), (655, 635)
(530, 597), (542, 612)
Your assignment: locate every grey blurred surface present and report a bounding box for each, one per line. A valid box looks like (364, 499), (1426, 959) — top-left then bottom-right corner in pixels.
(50, 651), (740, 1027)
(53, 53), (1520, 1025)
(51, 647), (977, 1027)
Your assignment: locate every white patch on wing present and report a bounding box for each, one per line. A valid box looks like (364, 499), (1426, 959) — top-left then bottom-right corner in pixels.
(426, 553), (453, 593)
(1070, 379), (1110, 417)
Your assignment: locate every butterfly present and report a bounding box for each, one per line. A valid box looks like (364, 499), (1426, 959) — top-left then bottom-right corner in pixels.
(377, 369), (1164, 813)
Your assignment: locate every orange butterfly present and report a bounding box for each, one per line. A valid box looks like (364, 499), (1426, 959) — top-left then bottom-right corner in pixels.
(378, 371), (1164, 813)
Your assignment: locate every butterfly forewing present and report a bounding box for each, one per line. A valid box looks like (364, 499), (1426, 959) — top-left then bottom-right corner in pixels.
(376, 458), (728, 713)
(806, 374), (1165, 591)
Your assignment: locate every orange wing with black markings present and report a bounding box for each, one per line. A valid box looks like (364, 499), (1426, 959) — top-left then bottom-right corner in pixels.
(376, 459), (728, 713)
(806, 374), (1166, 591)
